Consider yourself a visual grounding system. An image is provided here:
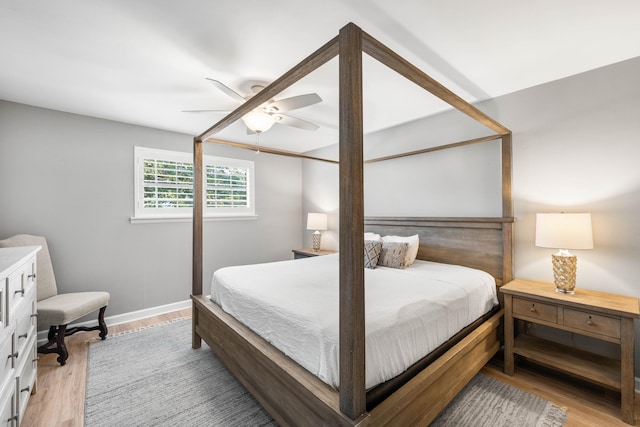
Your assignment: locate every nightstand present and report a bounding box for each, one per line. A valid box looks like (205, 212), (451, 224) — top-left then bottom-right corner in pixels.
(292, 248), (336, 259)
(501, 279), (640, 424)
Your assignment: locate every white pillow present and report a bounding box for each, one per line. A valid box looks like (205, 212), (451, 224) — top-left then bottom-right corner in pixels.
(364, 232), (381, 241)
(381, 234), (419, 266)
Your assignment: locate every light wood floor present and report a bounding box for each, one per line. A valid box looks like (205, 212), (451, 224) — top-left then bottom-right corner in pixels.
(21, 309), (638, 426)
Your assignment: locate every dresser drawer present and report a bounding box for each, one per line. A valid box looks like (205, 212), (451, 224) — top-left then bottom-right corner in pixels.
(16, 335), (37, 422)
(0, 283), (5, 331)
(563, 308), (621, 339)
(0, 331), (15, 379)
(6, 255), (36, 323)
(15, 295), (36, 358)
(513, 297), (558, 324)
(0, 381), (16, 427)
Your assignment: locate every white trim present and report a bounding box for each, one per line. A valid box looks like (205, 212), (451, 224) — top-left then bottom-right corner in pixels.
(129, 214), (258, 224)
(37, 299), (192, 344)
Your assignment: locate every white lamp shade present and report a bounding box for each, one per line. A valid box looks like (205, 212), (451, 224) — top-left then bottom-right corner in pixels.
(306, 213), (327, 231)
(535, 213), (593, 250)
(241, 110), (276, 133)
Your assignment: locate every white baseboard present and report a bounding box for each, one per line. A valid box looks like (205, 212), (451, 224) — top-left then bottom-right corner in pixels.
(37, 299), (191, 344)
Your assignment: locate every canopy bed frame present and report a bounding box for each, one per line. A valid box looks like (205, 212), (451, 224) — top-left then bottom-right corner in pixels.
(192, 23), (514, 426)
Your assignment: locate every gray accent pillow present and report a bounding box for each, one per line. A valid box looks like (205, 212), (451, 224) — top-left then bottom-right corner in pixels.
(364, 239), (383, 269)
(378, 241), (409, 269)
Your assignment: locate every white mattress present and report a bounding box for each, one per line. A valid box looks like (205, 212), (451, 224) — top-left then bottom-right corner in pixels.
(210, 253), (497, 390)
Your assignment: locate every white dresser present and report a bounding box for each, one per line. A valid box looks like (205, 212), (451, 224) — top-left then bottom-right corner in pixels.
(0, 246), (39, 427)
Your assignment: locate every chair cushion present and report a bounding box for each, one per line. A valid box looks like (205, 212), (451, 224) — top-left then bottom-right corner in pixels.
(38, 291), (110, 327)
(0, 234), (58, 301)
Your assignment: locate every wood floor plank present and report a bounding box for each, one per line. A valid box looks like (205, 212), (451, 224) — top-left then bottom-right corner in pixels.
(21, 308), (638, 426)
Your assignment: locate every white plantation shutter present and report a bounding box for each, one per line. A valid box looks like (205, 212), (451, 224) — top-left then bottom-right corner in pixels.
(143, 157), (194, 209)
(134, 147), (255, 220)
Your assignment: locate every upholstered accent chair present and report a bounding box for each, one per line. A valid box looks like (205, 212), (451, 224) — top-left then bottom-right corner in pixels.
(0, 235), (110, 366)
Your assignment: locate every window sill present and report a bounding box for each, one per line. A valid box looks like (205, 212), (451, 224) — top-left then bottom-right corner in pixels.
(129, 215), (258, 224)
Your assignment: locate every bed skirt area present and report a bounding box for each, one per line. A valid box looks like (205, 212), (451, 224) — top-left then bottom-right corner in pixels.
(192, 294), (503, 426)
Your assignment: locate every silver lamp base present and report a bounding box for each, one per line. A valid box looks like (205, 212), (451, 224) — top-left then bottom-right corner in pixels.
(312, 231), (322, 252)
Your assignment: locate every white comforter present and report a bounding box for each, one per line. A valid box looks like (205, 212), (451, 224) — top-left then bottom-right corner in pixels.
(210, 253), (497, 390)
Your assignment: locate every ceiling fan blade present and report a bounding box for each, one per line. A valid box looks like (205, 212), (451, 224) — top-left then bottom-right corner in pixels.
(269, 93), (322, 112)
(205, 78), (245, 102)
(181, 109), (232, 113)
(276, 114), (320, 131)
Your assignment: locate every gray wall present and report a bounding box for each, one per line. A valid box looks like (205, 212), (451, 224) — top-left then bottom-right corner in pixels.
(302, 56), (640, 366)
(0, 101), (302, 317)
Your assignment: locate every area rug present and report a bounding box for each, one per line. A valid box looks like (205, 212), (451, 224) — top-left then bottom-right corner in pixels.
(85, 318), (567, 426)
(430, 373), (567, 426)
(85, 318), (275, 426)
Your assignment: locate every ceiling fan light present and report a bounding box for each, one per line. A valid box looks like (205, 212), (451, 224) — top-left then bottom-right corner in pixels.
(242, 110), (276, 133)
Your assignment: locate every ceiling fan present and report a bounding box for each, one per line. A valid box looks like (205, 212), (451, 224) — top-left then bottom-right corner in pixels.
(184, 78), (322, 134)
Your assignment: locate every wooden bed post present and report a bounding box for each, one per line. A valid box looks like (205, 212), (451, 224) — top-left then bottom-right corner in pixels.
(192, 137), (203, 349)
(338, 23), (366, 420)
(501, 132), (514, 283)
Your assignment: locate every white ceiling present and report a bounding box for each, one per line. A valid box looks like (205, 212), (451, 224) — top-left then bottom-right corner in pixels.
(2, 0), (639, 153)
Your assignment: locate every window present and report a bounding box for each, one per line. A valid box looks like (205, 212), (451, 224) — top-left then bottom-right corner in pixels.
(133, 147), (255, 221)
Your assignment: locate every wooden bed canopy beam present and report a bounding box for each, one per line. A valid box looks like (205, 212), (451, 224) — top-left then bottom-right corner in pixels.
(203, 137), (340, 164)
(202, 133), (506, 166)
(364, 134), (502, 164)
(361, 32), (510, 136)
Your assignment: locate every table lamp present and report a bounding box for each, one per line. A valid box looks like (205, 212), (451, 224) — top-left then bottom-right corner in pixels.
(535, 213), (593, 294)
(306, 213), (327, 252)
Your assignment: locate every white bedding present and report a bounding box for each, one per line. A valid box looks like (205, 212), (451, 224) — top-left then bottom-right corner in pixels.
(210, 253), (497, 390)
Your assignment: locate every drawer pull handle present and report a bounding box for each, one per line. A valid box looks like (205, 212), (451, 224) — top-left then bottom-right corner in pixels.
(7, 352), (18, 360)
(587, 317), (594, 326)
(15, 289), (25, 296)
(31, 313), (38, 318)
(33, 357), (40, 363)
(18, 333), (28, 340)
(28, 273), (36, 279)
(20, 386), (30, 393)
(7, 415), (18, 422)
(530, 305), (536, 312)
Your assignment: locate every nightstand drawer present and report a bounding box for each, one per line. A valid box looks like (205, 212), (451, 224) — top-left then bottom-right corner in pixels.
(512, 297), (558, 324)
(563, 308), (620, 339)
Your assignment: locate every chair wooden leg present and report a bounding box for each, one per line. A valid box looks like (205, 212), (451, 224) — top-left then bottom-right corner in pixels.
(37, 325), (69, 366)
(55, 325), (68, 365)
(37, 306), (108, 366)
(97, 306), (108, 340)
(64, 306), (109, 339)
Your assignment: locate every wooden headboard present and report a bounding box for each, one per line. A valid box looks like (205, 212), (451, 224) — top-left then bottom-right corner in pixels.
(365, 216), (514, 286)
